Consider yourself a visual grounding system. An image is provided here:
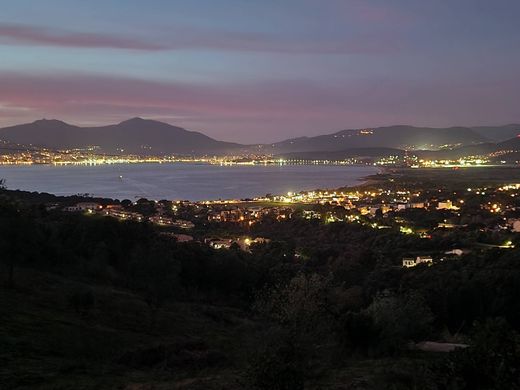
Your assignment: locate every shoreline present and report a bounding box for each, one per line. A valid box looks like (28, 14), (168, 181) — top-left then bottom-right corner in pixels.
(0, 163), (378, 202)
(4, 164), (520, 203)
(0, 160), (376, 167)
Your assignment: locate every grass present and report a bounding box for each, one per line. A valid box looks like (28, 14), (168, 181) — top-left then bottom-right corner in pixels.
(0, 268), (255, 389)
(1, 267), (446, 389)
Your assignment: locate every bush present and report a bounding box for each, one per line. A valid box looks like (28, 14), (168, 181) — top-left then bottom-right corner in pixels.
(366, 291), (434, 355)
(338, 311), (380, 355)
(444, 318), (520, 389)
(68, 288), (95, 317)
(245, 334), (306, 390)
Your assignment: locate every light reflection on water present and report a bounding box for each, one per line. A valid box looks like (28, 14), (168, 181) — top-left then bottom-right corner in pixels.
(0, 163), (377, 201)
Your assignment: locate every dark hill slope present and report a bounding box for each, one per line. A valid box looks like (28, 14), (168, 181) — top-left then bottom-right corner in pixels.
(263, 125), (489, 153)
(0, 118), (242, 155)
(471, 124), (520, 142)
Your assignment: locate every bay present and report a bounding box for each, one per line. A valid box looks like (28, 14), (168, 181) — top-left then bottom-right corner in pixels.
(0, 163), (377, 201)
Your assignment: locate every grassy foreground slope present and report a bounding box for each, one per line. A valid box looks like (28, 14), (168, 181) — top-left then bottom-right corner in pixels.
(1, 180), (520, 389)
(0, 268), (258, 389)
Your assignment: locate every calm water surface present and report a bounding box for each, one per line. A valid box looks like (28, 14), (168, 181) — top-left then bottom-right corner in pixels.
(0, 163), (377, 201)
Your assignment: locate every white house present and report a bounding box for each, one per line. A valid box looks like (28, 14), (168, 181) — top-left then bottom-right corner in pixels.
(402, 256), (433, 268)
(437, 200), (453, 210)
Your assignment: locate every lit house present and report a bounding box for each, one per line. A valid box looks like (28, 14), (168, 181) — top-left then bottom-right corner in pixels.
(508, 218), (520, 232)
(402, 256), (433, 268)
(76, 202), (102, 211)
(206, 238), (233, 250)
(437, 200), (454, 210)
(172, 219), (195, 229)
(148, 215), (175, 226)
(236, 237), (270, 251)
(445, 249), (467, 256)
(65, 202), (101, 212)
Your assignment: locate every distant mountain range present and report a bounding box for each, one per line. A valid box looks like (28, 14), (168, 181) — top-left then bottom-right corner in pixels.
(278, 136), (520, 163)
(0, 118), (519, 156)
(0, 118), (242, 155)
(263, 125), (520, 154)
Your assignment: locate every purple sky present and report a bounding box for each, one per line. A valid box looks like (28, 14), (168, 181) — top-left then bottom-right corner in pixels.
(1, 0), (519, 143)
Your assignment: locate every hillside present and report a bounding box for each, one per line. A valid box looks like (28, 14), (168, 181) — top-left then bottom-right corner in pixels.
(0, 139), (36, 155)
(0, 118), (243, 155)
(2, 184), (520, 389)
(1, 119), (519, 157)
(276, 134), (520, 162)
(277, 147), (405, 161)
(471, 124), (520, 142)
(260, 126), (491, 154)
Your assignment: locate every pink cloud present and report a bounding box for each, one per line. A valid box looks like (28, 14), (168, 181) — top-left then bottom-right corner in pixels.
(0, 23), (166, 51)
(0, 23), (403, 55)
(0, 71), (518, 143)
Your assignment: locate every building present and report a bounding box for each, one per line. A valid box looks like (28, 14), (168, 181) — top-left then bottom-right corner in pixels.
(220, 209), (243, 222)
(438, 222), (456, 228)
(302, 210), (321, 219)
(65, 202), (101, 212)
(416, 256), (433, 265)
(437, 200), (454, 210)
(149, 215), (175, 226)
(173, 219), (195, 229)
(76, 202), (102, 211)
(445, 249), (467, 256)
(402, 256), (433, 268)
(236, 237), (270, 251)
(206, 238), (233, 249)
(508, 218), (520, 232)
(369, 207), (380, 216)
(103, 208), (143, 221)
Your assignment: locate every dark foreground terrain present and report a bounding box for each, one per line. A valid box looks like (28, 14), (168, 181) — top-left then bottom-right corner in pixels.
(1, 172), (520, 389)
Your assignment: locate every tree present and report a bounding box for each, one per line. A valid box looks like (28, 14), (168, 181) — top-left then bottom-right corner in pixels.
(121, 199), (132, 208)
(129, 242), (181, 331)
(444, 318), (520, 390)
(250, 272), (334, 389)
(337, 311), (379, 355)
(245, 332), (306, 390)
(68, 288), (96, 317)
(366, 291), (434, 354)
(0, 203), (32, 288)
(254, 272), (333, 336)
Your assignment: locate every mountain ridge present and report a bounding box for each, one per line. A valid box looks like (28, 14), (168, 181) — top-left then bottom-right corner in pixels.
(277, 135), (520, 163)
(263, 125), (514, 154)
(0, 118), (519, 155)
(0, 118), (243, 155)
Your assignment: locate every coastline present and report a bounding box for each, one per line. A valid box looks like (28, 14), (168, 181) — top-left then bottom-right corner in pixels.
(0, 163), (377, 201)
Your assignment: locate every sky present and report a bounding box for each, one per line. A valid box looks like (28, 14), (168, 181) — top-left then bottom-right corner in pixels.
(0, 0), (519, 143)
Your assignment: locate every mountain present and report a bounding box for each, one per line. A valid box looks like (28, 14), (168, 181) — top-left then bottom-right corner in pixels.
(0, 119), (82, 149)
(0, 118), (242, 155)
(414, 143), (497, 160)
(496, 135), (520, 149)
(1, 119), (518, 156)
(261, 125), (491, 154)
(409, 135), (520, 161)
(275, 134), (520, 162)
(471, 124), (520, 142)
(277, 147), (405, 161)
